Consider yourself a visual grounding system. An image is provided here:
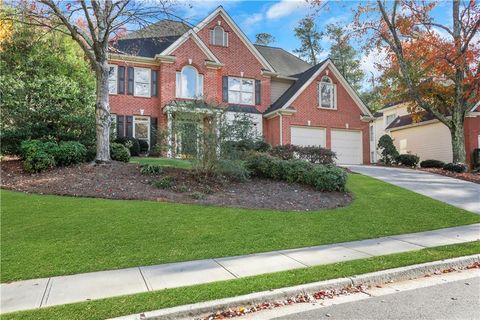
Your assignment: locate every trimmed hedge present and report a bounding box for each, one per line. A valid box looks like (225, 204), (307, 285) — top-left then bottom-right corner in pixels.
(245, 153), (346, 192)
(269, 144), (336, 165)
(443, 163), (467, 173)
(115, 137), (140, 156)
(420, 159), (445, 168)
(396, 154), (419, 167)
(20, 140), (87, 172)
(110, 143), (130, 162)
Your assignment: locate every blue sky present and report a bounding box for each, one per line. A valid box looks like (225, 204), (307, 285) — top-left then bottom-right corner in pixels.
(175, 0), (452, 88)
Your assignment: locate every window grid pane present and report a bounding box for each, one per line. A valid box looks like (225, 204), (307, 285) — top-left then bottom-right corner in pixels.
(228, 77), (255, 105)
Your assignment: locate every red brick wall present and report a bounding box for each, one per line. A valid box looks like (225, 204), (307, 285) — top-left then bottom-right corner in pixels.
(282, 66), (370, 164)
(464, 116), (480, 167)
(264, 116), (280, 146)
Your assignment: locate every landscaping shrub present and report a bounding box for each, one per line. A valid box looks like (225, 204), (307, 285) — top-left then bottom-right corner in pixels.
(270, 144), (297, 160)
(214, 160), (250, 182)
(396, 154), (419, 167)
(110, 143), (130, 162)
(253, 140), (272, 152)
(54, 141), (87, 166)
(23, 150), (56, 173)
(153, 176), (174, 189)
(420, 159), (445, 168)
(377, 135), (399, 165)
(115, 137), (140, 156)
(85, 145), (97, 162)
(190, 191), (206, 200)
(140, 164), (163, 175)
(245, 152), (347, 192)
(443, 163), (467, 173)
(299, 146), (336, 164)
(138, 140), (149, 154)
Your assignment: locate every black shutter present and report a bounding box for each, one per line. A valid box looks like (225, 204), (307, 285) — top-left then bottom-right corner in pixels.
(255, 80), (261, 105)
(118, 66), (125, 94)
(126, 116), (133, 138)
(222, 76), (229, 102)
(127, 67), (134, 95)
(150, 117), (158, 149)
(151, 70), (158, 97)
(117, 115), (125, 138)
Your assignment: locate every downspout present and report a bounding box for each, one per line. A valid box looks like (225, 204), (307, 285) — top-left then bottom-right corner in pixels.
(279, 113), (283, 145)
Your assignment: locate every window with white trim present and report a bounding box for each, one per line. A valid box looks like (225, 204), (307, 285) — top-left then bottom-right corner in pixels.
(108, 65), (117, 94)
(134, 68), (151, 97)
(133, 116), (150, 146)
(319, 76), (336, 109)
(210, 26), (228, 46)
(228, 77), (254, 105)
(385, 114), (396, 127)
(176, 66), (204, 99)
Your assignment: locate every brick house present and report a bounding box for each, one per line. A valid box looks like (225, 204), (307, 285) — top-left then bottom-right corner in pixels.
(108, 6), (373, 164)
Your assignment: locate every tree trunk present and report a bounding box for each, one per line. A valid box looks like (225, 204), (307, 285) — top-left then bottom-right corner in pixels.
(94, 61), (112, 163)
(450, 112), (466, 164)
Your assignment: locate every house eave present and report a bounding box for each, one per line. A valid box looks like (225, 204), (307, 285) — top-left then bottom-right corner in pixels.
(108, 53), (158, 65)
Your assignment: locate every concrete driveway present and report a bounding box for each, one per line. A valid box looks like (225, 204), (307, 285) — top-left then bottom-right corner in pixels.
(347, 165), (480, 214)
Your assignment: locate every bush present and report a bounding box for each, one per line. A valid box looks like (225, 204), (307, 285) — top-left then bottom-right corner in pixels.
(54, 141), (87, 166)
(269, 144), (297, 160)
(443, 163), (467, 173)
(396, 154), (419, 167)
(299, 146), (336, 164)
(138, 140), (149, 154)
(85, 145), (96, 162)
(23, 150), (56, 173)
(377, 135), (399, 165)
(245, 152), (347, 192)
(110, 143), (130, 162)
(214, 160), (250, 182)
(115, 137), (140, 156)
(253, 140), (272, 152)
(420, 159), (445, 168)
(190, 191), (206, 200)
(140, 164), (163, 175)
(153, 176), (174, 189)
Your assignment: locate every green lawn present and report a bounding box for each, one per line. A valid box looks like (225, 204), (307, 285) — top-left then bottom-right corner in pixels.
(3, 241), (479, 320)
(1, 174), (479, 282)
(129, 157), (192, 168)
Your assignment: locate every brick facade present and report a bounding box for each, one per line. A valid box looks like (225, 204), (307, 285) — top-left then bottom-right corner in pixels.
(464, 115), (480, 167)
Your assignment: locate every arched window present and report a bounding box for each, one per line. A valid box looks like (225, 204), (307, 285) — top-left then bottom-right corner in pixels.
(176, 66), (204, 99)
(210, 26), (228, 46)
(319, 76), (336, 109)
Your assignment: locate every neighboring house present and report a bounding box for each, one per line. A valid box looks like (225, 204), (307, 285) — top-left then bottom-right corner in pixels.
(371, 101), (480, 167)
(107, 6), (373, 164)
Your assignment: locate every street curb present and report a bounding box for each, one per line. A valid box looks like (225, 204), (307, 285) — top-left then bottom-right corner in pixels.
(111, 254), (480, 320)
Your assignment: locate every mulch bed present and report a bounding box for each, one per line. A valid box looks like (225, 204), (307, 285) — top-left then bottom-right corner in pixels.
(0, 159), (351, 211)
(417, 168), (480, 184)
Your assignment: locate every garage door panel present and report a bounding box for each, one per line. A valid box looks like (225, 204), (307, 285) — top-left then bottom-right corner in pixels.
(291, 127), (326, 147)
(331, 129), (362, 164)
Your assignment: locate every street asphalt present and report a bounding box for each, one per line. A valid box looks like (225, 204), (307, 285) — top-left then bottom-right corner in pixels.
(274, 277), (480, 320)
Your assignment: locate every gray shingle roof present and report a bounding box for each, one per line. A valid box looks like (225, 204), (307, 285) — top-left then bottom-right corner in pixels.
(112, 36), (179, 58)
(254, 45), (311, 77)
(265, 60), (327, 114)
(122, 20), (190, 39)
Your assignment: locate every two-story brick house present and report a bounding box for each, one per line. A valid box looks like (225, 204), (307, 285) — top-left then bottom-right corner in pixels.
(108, 6), (373, 164)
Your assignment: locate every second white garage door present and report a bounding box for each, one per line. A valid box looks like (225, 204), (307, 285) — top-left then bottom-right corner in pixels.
(331, 129), (362, 164)
(291, 126), (326, 147)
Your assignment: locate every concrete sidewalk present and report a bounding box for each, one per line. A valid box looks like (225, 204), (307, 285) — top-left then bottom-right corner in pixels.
(347, 165), (480, 214)
(1, 224), (479, 314)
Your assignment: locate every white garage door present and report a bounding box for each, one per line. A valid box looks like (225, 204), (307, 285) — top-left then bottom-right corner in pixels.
(331, 129), (362, 164)
(291, 126), (326, 147)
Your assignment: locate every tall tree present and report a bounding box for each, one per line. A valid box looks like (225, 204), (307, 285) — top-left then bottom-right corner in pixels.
(255, 33), (275, 46)
(293, 16), (322, 64)
(349, 0), (479, 163)
(325, 23), (364, 91)
(3, 1), (177, 162)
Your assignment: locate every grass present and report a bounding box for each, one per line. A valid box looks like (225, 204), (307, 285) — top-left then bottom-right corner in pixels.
(2, 241), (479, 320)
(129, 156), (192, 168)
(1, 173), (479, 283)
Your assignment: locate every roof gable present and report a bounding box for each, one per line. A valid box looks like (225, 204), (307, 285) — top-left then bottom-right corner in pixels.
(193, 6), (274, 72)
(266, 60), (373, 117)
(160, 30), (221, 64)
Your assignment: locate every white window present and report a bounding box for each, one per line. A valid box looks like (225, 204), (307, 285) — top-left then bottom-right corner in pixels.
(108, 65), (117, 94)
(176, 66), (204, 99)
(385, 114), (396, 127)
(228, 77), (254, 105)
(133, 116), (150, 145)
(134, 68), (151, 97)
(210, 26), (228, 46)
(319, 76), (336, 109)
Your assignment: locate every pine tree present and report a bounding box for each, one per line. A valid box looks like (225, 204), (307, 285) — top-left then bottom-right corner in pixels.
(293, 16), (321, 65)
